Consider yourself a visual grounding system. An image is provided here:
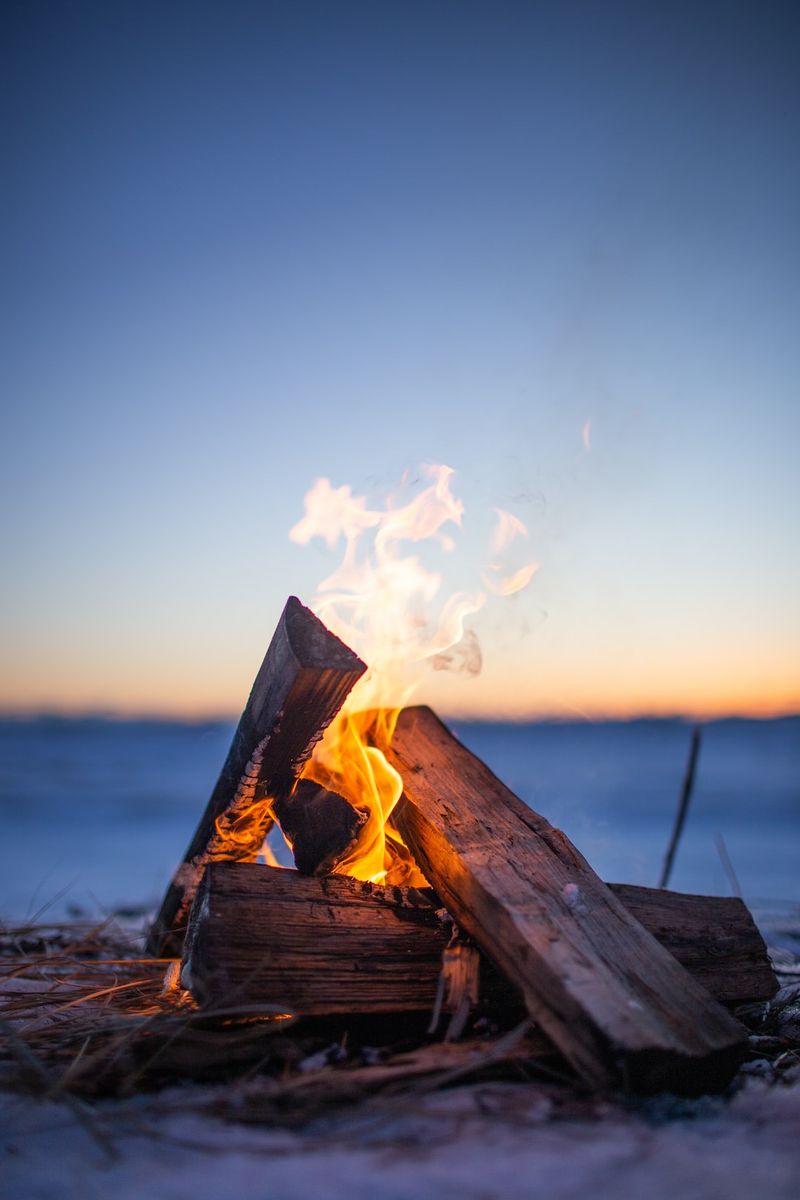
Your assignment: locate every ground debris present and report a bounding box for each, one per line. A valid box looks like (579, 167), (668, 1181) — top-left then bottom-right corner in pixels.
(1, 917), (799, 1123)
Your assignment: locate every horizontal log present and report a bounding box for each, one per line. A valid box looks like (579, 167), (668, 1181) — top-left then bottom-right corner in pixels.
(182, 864), (448, 1015)
(384, 707), (747, 1093)
(181, 863), (776, 1019)
(609, 883), (777, 1008)
(148, 597), (366, 955)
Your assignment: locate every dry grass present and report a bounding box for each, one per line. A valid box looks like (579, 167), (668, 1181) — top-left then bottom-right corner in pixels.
(0, 917), (558, 1128)
(2, 916), (799, 1135)
(0, 919), (304, 1099)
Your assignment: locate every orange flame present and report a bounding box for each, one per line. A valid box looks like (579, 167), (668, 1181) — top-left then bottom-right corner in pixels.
(288, 465), (539, 886)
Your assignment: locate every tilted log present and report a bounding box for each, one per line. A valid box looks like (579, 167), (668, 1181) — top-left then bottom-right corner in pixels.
(148, 597), (366, 955)
(383, 707), (747, 1093)
(181, 862), (777, 1017)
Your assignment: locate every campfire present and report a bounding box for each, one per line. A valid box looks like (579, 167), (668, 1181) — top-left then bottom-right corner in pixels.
(144, 470), (775, 1096)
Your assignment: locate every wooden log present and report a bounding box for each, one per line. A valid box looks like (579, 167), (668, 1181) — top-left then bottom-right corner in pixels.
(608, 883), (777, 1008)
(273, 780), (368, 876)
(181, 863), (450, 1015)
(383, 707), (747, 1093)
(181, 862), (777, 1018)
(147, 597), (366, 955)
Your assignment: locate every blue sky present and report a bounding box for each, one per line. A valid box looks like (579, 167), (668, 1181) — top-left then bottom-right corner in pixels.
(2, 1), (798, 717)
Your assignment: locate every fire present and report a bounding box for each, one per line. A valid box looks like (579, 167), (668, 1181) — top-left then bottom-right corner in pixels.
(287, 465), (539, 887)
(482, 507), (540, 597)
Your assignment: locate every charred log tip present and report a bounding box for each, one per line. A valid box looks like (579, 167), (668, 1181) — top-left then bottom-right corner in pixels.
(274, 779), (369, 877)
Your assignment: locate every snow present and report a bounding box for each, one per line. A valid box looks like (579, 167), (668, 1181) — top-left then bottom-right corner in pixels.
(3, 1076), (799, 1200)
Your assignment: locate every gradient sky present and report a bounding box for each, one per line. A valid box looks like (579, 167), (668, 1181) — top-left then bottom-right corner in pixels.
(2, 0), (799, 719)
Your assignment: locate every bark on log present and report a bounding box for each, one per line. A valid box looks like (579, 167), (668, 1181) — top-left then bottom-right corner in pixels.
(148, 597), (366, 956)
(181, 863), (776, 1019)
(383, 706), (747, 1093)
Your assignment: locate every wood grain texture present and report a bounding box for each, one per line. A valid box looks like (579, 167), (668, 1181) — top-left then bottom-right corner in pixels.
(384, 706), (747, 1093)
(148, 597), (366, 956)
(181, 863), (776, 1018)
(609, 883), (776, 1007)
(181, 863), (452, 1014)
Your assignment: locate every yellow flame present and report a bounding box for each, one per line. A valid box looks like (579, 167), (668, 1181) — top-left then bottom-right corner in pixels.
(289, 464), (539, 885)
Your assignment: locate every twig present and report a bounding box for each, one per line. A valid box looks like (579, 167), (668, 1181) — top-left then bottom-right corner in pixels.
(715, 832), (742, 897)
(659, 725), (702, 889)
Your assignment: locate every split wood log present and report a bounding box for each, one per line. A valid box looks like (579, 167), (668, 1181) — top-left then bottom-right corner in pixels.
(148, 597), (366, 956)
(181, 862), (777, 1018)
(383, 707), (748, 1093)
(181, 864), (451, 1015)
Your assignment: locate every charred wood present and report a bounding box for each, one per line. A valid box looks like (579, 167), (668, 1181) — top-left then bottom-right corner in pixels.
(181, 863), (451, 1015)
(148, 597), (366, 956)
(273, 780), (368, 876)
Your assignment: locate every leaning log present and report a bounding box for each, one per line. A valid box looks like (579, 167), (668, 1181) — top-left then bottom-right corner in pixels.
(148, 597), (366, 955)
(181, 862), (777, 1016)
(383, 707), (747, 1093)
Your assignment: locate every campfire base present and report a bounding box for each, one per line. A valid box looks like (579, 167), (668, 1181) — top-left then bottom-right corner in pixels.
(182, 862), (777, 1025)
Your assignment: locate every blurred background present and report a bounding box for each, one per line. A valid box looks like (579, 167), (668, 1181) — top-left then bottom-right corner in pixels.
(2, 1), (798, 920)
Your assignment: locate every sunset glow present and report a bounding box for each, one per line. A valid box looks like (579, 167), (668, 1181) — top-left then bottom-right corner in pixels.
(2, 4), (798, 727)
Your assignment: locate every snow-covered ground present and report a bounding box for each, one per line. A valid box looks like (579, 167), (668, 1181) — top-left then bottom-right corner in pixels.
(3, 1075), (799, 1200)
(2, 715), (799, 1198)
(1, 715), (799, 920)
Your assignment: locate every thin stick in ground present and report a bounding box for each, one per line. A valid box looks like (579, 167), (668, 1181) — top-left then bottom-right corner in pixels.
(659, 725), (703, 890)
(715, 832), (743, 897)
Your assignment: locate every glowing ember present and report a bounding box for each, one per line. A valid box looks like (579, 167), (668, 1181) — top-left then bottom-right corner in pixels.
(287, 465), (539, 887)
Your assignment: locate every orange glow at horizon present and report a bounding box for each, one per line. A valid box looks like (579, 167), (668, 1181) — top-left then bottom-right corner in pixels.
(2, 669), (798, 722)
(2, 628), (798, 724)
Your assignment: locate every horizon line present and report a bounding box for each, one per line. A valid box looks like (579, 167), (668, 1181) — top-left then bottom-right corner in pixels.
(1, 703), (798, 726)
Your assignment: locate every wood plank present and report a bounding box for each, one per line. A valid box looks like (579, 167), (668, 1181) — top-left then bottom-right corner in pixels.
(147, 597), (366, 955)
(383, 706), (747, 1093)
(181, 863), (776, 1017)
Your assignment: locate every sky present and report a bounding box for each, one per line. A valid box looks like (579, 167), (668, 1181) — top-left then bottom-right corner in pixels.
(2, 0), (798, 720)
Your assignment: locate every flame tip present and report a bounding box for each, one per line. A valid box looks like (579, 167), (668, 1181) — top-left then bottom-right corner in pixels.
(285, 462), (541, 884)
